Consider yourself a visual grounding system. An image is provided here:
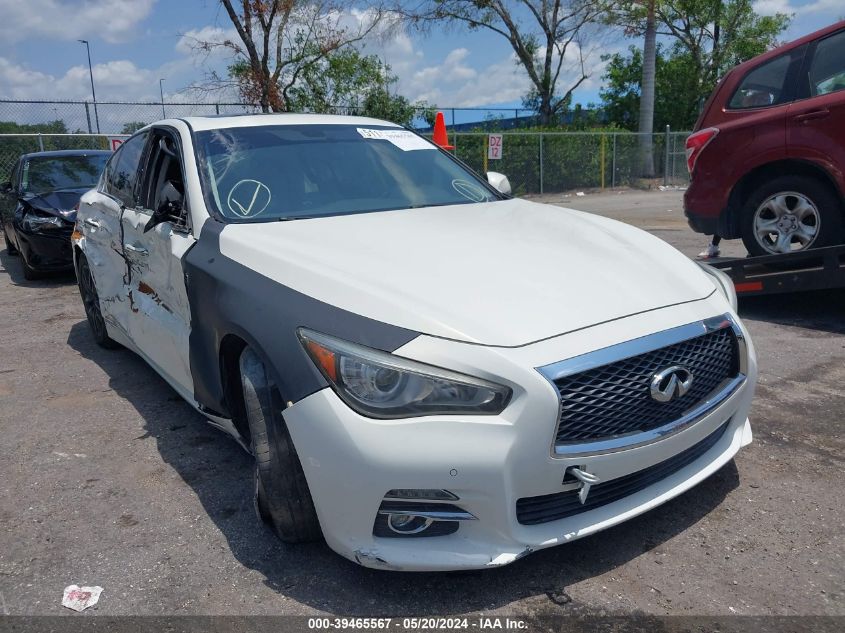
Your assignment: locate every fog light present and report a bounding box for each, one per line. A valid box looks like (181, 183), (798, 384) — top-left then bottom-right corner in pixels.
(387, 513), (432, 534)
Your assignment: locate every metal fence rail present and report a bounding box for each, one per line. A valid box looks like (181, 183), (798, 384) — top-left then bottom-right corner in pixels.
(0, 99), (542, 135)
(0, 130), (690, 194)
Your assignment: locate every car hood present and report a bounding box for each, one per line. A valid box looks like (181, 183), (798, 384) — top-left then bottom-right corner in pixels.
(216, 199), (716, 347)
(22, 188), (87, 220)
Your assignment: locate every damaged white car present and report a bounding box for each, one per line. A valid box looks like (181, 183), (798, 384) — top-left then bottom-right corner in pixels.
(73, 114), (756, 571)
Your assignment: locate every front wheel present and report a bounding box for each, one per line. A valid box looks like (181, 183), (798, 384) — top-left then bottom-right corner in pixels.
(740, 176), (844, 256)
(239, 347), (321, 543)
(76, 254), (119, 349)
(4, 229), (17, 255)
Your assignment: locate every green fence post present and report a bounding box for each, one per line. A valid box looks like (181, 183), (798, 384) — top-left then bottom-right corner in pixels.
(664, 125), (670, 186)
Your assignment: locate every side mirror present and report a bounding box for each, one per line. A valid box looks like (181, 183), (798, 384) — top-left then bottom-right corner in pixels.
(144, 181), (183, 233)
(486, 171), (511, 196)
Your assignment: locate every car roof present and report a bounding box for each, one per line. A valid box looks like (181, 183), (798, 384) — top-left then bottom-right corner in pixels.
(20, 149), (112, 160)
(175, 112), (405, 132)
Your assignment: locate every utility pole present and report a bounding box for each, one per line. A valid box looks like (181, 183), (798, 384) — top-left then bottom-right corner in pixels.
(159, 78), (166, 118)
(78, 40), (100, 133)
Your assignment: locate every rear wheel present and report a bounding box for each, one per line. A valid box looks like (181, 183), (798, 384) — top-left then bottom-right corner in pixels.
(239, 347), (321, 543)
(740, 176), (844, 256)
(76, 254), (119, 349)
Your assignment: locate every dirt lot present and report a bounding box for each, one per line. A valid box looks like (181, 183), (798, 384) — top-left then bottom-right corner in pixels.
(0, 189), (842, 618)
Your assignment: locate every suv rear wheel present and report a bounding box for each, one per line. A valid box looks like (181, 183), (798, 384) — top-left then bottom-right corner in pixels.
(740, 175), (844, 256)
(239, 347), (322, 543)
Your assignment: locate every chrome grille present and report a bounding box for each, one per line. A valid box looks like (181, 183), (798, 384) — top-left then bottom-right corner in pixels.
(552, 328), (739, 444)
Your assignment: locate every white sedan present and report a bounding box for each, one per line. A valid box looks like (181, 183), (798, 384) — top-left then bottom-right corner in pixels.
(73, 114), (756, 571)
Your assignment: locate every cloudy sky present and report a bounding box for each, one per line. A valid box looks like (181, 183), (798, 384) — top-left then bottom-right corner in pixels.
(0, 0), (841, 114)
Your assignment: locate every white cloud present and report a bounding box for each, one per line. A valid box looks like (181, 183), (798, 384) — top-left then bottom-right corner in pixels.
(754, 0), (843, 16)
(0, 0), (156, 44)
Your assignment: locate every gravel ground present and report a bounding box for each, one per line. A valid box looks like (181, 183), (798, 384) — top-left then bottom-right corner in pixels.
(0, 189), (842, 618)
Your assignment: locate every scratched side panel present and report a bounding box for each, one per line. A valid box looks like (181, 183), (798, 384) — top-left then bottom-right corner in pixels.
(77, 189), (131, 338)
(121, 207), (196, 397)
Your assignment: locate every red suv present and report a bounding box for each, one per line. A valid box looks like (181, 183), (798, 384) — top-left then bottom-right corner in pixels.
(684, 20), (845, 256)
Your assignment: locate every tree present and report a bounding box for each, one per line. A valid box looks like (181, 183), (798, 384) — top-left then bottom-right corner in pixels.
(638, 0), (656, 176)
(653, 0), (790, 105)
(600, 44), (700, 130)
(401, 1), (611, 125)
(284, 45), (430, 124)
(191, 1), (386, 111)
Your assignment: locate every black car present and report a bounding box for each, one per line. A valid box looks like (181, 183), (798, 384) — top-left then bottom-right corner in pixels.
(1, 149), (110, 279)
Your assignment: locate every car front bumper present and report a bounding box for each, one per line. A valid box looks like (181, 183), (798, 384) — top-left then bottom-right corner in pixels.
(14, 223), (75, 270)
(283, 295), (757, 571)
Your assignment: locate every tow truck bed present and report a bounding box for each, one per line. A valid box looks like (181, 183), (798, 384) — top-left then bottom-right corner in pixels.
(707, 245), (845, 296)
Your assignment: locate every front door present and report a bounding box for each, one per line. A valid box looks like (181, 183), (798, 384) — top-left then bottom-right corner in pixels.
(120, 128), (196, 399)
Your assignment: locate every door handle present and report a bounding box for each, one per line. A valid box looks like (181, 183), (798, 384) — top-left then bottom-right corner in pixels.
(125, 243), (149, 255)
(793, 109), (830, 122)
(83, 218), (101, 229)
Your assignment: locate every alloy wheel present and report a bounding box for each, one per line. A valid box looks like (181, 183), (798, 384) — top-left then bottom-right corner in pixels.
(753, 191), (820, 254)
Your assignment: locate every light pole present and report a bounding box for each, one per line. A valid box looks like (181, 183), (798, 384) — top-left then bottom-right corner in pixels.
(159, 78), (166, 118)
(78, 40), (100, 133)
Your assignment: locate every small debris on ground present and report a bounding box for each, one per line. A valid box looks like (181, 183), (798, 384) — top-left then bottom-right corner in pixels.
(62, 585), (103, 612)
(576, 191), (585, 196)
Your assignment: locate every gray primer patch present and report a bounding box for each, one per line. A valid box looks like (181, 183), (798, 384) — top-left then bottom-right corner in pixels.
(183, 220), (420, 416)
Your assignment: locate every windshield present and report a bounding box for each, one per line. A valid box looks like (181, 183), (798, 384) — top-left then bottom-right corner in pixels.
(21, 154), (109, 195)
(194, 124), (500, 222)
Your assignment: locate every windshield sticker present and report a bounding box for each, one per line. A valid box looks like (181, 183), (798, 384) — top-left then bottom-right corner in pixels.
(451, 179), (488, 203)
(227, 179), (272, 217)
(357, 128), (434, 151)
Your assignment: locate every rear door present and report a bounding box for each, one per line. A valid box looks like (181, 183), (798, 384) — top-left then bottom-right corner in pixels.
(787, 28), (845, 190)
(80, 132), (149, 338)
(119, 128), (196, 398)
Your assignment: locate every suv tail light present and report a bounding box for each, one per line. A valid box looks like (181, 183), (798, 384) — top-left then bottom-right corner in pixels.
(685, 127), (719, 174)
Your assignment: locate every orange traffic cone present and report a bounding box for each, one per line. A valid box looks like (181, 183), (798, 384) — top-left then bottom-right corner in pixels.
(432, 111), (455, 150)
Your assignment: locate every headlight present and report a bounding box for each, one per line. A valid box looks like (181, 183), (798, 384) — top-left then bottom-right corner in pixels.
(698, 262), (737, 310)
(298, 328), (512, 419)
(22, 212), (63, 231)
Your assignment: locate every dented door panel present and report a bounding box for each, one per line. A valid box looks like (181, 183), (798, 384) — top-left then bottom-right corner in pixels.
(79, 191), (130, 337)
(121, 207), (195, 396)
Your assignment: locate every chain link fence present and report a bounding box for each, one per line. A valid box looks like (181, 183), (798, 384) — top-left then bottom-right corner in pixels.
(447, 130), (689, 195)
(0, 97), (691, 193)
(0, 130), (690, 193)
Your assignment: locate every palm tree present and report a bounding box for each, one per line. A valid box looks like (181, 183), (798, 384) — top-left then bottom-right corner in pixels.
(638, 0), (657, 178)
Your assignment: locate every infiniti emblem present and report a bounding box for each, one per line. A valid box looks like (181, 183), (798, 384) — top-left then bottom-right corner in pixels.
(650, 365), (694, 403)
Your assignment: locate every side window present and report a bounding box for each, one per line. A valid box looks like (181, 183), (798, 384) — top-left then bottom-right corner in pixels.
(141, 132), (188, 229)
(728, 53), (793, 109)
(111, 132), (148, 207)
(808, 30), (845, 97)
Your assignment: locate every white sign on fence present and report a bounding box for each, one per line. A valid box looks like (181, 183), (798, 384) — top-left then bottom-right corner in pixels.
(487, 134), (503, 160)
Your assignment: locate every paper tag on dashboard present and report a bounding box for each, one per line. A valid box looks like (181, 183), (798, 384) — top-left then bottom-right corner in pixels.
(357, 128), (434, 151)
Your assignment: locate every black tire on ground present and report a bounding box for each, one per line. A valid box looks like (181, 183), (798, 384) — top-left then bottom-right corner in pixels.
(21, 254), (42, 281)
(740, 175), (844, 257)
(4, 230), (17, 255)
(76, 254), (120, 349)
(239, 347), (322, 543)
